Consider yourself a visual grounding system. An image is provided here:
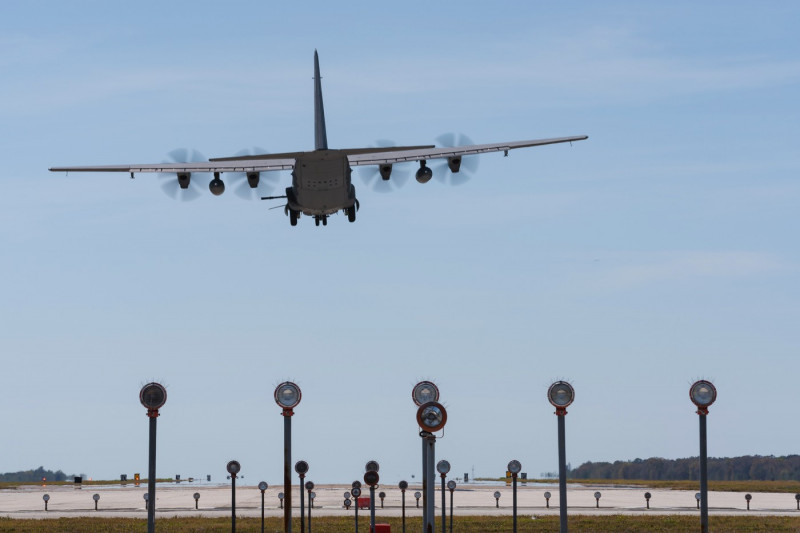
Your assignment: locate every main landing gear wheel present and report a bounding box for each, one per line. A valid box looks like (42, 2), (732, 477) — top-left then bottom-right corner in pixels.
(348, 206), (356, 223)
(289, 210), (298, 226)
(315, 217), (320, 227)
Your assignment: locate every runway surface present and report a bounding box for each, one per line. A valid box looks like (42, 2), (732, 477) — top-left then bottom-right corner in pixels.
(3, 482), (798, 519)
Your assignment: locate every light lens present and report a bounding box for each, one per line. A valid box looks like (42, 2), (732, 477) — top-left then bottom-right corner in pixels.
(417, 402), (447, 432)
(227, 460), (241, 475)
(364, 471), (379, 486)
(258, 482), (268, 491)
(690, 380), (717, 408)
(412, 381), (440, 406)
(447, 480), (456, 490)
(548, 381), (574, 408)
(507, 460), (522, 475)
(437, 460), (451, 475)
(275, 382), (301, 409)
(365, 460), (380, 473)
(140, 382), (167, 410)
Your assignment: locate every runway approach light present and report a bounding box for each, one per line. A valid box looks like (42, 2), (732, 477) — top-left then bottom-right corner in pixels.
(295, 460), (309, 475)
(275, 381), (302, 410)
(547, 381), (575, 412)
(507, 460), (522, 475)
(275, 380), (301, 533)
(365, 460), (380, 473)
(417, 402), (448, 432)
(437, 460), (451, 476)
(139, 382), (167, 412)
(690, 380), (717, 413)
(413, 381), (440, 406)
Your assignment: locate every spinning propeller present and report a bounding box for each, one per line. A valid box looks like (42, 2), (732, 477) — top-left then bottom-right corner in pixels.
(359, 140), (412, 193)
(430, 133), (479, 186)
(158, 148), (210, 201)
(226, 146), (282, 200)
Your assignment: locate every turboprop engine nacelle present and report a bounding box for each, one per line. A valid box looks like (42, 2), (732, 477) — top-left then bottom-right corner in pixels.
(177, 172), (191, 189)
(247, 172), (260, 188)
(379, 164), (392, 181)
(447, 157), (462, 173)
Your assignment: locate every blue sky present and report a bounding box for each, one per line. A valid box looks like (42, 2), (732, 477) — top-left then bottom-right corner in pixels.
(1, 1), (799, 484)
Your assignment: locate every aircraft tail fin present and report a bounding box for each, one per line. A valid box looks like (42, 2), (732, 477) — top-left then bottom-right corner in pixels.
(314, 50), (328, 150)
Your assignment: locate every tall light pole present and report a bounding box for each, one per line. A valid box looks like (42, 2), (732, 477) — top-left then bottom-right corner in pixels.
(398, 480), (408, 533)
(548, 380), (574, 533)
(295, 460), (309, 533)
(446, 480), (456, 533)
(417, 401), (447, 533)
(436, 460), (450, 533)
(258, 482), (268, 533)
(351, 483), (362, 533)
(227, 460), (241, 533)
(508, 460), (522, 533)
(140, 382), (167, 533)
(364, 469), (380, 533)
(690, 379), (717, 533)
(412, 381), (440, 533)
(275, 381), (301, 533)
(305, 481), (315, 533)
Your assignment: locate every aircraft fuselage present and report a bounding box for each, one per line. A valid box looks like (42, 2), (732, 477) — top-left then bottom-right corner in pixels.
(289, 150), (355, 217)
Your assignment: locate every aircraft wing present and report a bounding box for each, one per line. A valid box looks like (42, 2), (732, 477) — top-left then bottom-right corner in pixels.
(49, 158), (296, 174)
(346, 135), (588, 166)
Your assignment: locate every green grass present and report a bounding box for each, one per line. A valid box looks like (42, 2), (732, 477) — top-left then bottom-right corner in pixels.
(2, 516), (800, 532)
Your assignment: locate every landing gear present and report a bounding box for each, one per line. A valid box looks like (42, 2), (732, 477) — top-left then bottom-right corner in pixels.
(289, 209), (298, 226)
(314, 215), (328, 226)
(347, 205), (356, 223)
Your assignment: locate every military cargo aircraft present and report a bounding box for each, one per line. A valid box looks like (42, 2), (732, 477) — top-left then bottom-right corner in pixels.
(50, 51), (587, 227)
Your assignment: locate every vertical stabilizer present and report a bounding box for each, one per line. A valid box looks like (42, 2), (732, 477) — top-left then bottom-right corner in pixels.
(314, 50), (328, 150)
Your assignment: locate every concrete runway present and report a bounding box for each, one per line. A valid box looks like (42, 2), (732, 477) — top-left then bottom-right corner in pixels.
(3, 482), (800, 519)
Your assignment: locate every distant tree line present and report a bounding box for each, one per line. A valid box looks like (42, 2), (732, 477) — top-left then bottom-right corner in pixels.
(0, 466), (70, 482)
(569, 455), (800, 481)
